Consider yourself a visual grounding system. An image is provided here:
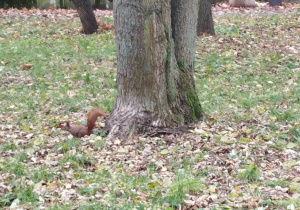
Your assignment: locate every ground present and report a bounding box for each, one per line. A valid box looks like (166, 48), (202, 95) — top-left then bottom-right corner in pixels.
(0, 3), (299, 209)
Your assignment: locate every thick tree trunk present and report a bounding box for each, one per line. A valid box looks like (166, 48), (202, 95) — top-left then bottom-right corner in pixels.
(105, 0), (202, 139)
(197, 0), (215, 36)
(72, 0), (98, 34)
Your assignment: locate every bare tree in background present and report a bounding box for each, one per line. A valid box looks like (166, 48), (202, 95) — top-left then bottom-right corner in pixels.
(197, 0), (215, 36)
(94, 0), (107, 9)
(72, 0), (98, 34)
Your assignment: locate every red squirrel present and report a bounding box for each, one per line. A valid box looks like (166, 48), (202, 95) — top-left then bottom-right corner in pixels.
(62, 109), (108, 138)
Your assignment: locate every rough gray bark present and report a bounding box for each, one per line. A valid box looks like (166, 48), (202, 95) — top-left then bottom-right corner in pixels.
(72, 0), (98, 34)
(105, 0), (202, 139)
(107, 0), (113, 10)
(197, 0), (215, 36)
(171, 0), (203, 121)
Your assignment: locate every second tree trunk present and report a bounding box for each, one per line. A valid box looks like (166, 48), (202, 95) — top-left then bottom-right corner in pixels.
(72, 0), (98, 34)
(197, 0), (215, 36)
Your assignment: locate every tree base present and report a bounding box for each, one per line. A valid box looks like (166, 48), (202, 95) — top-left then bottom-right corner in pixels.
(104, 110), (198, 140)
(142, 125), (192, 137)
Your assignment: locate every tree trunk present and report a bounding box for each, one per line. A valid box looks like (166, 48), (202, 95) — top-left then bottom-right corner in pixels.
(171, 0), (203, 121)
(104, 0), (202, 139)
(94, 0), (100, 8)
(197, 0), (215, 36)
(33, 0), (37, 7)
(50, 0), (57, 8)
(107, 1), (113, 10)
(72, 0), (98, 34)
(94, 0), (107, 9)
(60, 0), (64, 8)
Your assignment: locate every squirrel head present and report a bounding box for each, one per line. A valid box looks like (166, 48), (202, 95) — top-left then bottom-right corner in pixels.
(61, 121), (71, 131)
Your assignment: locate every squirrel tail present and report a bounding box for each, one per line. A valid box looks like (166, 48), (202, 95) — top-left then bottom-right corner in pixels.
(87, 108), (108, 130)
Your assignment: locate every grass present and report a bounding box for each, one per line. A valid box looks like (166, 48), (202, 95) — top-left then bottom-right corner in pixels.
(32, 166), (55, 182)
(239, 163), (261, 182)
(1, 162), (26, 176)
(53, 137), (80, 153)
(164, 170), (204, 207)
(0, 7), (299, 209)
(60, 153), (91, 168)
(0, 185), (39, 207)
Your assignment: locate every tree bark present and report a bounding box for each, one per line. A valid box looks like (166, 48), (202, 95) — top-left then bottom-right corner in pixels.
(60, 0), (64, 8)
(94, 0), (101, 9)
(72, 0), (98, 34)
(33, 0), (37, 7)
(105, 0), (202, 139)
(50, 0), (57, 8)
(94, 0), (107, 9)
(171, 0), (203, 121)
(107, 0), (113, 10)
(197, 0), (215, 36)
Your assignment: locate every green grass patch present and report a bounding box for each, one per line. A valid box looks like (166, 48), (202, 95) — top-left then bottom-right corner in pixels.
(60, 153), (91, 168)
(239, 163), (261, 182)
(0, 185), (38, 207)
(54, 138), (80, 153)
(162, 170), (203, 207)
(32, 165), (55, 182)
(1, 162), (26, 176)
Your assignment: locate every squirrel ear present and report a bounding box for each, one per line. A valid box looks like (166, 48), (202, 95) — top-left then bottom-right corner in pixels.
(66, 121), (71, 127)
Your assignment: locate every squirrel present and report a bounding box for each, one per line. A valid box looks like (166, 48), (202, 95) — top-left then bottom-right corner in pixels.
(62, 109), (108, 138)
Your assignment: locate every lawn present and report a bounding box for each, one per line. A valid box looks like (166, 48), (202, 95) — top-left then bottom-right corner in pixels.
(0, 5), (299, 209)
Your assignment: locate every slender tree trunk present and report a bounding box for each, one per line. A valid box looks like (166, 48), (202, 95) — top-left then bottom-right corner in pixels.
(33, 0), (37, 7)
(197, 0), (215, 36)
(172, 0), (203, 120)
(60, 0), (64, 8)
(107, 0), (113, 10)
(72, 0), (98, 34)
(105, 0), (202, 139)
(50, 0), (57, 8)
(95, 0), (101, 8)
(94, 0), (107, 9)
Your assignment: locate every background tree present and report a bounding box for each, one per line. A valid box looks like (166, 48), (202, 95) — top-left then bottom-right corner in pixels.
(50, 0), (57, 8)
(0, 0), (37, 9)
(59, 0), (67, 8)
(94, 0), (107, 9)
(107, 0), (113, 9)
(197, 0), (215, 36)
(72, 0), (98, 34)
(105, 0), (202, 139)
